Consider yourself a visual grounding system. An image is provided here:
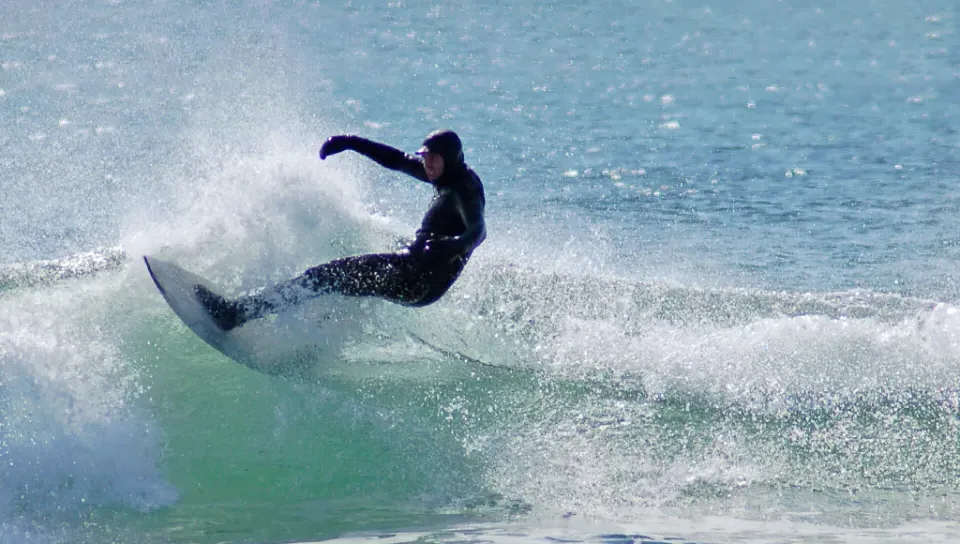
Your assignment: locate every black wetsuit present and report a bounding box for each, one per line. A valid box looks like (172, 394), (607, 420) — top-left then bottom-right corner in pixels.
(197, 134), (486, 331)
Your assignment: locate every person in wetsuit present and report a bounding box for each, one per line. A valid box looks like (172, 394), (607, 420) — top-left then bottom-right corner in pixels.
(195, 129), (486, 331)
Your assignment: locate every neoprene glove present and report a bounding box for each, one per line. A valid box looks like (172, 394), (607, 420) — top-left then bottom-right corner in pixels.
(318, 135), (355, 159)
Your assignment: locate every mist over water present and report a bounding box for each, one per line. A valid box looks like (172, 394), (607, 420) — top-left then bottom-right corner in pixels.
(2, 0), (960, 542)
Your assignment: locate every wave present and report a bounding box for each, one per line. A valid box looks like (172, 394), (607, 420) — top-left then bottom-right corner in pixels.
(412, 261), (958, 397)
(0, 247), (128, 292)
(376, 262), (960, 519)
(4, 230), (960, 539)
(7, 245), (956, 403)
(0, 274), (178, 542)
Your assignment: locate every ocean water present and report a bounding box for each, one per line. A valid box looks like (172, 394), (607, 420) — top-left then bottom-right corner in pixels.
(2, 0), (960, 542)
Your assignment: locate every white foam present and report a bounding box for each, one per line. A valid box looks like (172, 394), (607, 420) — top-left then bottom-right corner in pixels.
(0, 280), (178, 526)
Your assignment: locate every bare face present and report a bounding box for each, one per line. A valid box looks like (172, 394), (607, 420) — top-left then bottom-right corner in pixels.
(422, 151), (445, 181)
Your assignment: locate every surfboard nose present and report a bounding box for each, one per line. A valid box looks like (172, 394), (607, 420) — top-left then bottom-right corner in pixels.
(143, 256), (166, 295)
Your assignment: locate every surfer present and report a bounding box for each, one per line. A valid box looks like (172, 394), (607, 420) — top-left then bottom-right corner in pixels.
(195, 129), (487, 331)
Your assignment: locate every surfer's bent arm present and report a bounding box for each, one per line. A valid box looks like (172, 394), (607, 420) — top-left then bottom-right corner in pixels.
(319, 135), (429, 183)
(452, 216), (486, 254)
(426, 198), (486, 255)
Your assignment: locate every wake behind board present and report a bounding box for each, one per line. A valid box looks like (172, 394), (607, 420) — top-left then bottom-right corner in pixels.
(143, 255), (257, 367)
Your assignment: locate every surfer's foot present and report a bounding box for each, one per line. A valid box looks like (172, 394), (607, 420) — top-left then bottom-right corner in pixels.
(194, 285), (243, 331)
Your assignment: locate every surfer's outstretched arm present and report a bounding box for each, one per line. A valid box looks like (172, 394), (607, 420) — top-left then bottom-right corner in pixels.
(319, 135), (430, 183)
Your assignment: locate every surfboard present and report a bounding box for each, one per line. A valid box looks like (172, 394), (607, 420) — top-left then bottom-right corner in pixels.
(143, 255), (259, 367)
(144, 255), (368, 377)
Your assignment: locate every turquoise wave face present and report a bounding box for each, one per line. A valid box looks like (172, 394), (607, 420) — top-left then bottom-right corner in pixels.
(4, 251), (960, 542)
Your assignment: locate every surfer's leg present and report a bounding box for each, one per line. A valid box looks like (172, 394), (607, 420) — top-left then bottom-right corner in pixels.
(228, 252), (428, 326)
(402, 257), (466, 307)
(201, 251), (449, 331)
(306, 251), (469, 308)
(302, 252), (427, 302)
(195, 274), (324, 332)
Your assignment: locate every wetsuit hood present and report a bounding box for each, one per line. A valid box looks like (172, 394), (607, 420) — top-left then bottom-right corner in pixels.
(416, 129), (465, 168)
